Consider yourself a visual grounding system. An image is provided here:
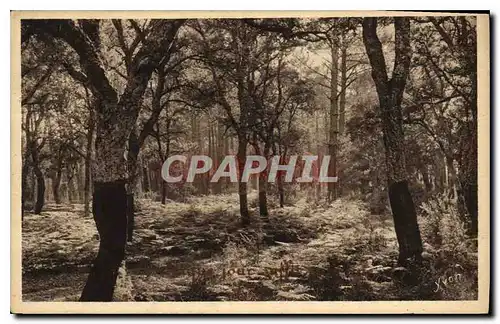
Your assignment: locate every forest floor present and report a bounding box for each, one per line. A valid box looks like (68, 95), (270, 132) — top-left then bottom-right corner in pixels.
(22, 191), (478, 301)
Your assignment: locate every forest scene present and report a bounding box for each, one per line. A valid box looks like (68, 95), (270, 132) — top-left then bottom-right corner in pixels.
(20, 15), (479, 302)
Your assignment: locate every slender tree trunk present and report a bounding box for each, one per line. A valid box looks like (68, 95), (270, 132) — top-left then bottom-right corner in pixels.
(237, 135), (249, 225)
(457, 121), (478, 236)
(142, 165), (150, 193)
(84, 157), (92, 217)
(278, 176), (285, 208)
(363, 17), (423, 264)
(337, 43), (348, 197)
(328, 41), (339, 202)
(52, 168), (62, 204)
(419, 164), (433, 192)
(161, 182), (167, 204)
(33, 164), (45, 215)
(256, 143), (270, 217)
(258, 176), (268, 216)
(30, 140), (45, 214)
(339, 45), (347, 135)
(446, 156), (458, 198)
(126, 130), (140, 242)
(315, 112), (322, 201)
(213, 120), (224, 194)
(277, 147), (287, 208)
(84, 103), (95, 217)
(21, 151), (31, 219)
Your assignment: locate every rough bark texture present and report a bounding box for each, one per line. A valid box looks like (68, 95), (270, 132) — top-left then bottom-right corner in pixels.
(362, 17), (423, 264)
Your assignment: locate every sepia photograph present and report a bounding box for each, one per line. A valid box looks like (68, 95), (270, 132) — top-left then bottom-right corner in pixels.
(11, 11), (490, 314)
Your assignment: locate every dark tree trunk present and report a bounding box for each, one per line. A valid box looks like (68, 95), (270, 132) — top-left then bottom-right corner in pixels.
(237, 136), (249, 225)
(277, 148), (287, 208)
(161, 181), (167, 204)
(21, 152), (30, 219)
(278, 181), (285, 208)
(388, 181), (423, 264)
(142, 166), (150, 193)
(52, 169), (62, 204)
(259, 145), (271, 217)
(80, 180), (127, 301)
(457, 122), (478, 237)
(258, 185), (268, 216)
(363, 17), (423, 264)
(33, 165), (45, 214)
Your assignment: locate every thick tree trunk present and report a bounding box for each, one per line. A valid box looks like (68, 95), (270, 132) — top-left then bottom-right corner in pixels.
(80, 180), (127, 301)
(81, 114), (130, 301)
(363, 17), (423, 264)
